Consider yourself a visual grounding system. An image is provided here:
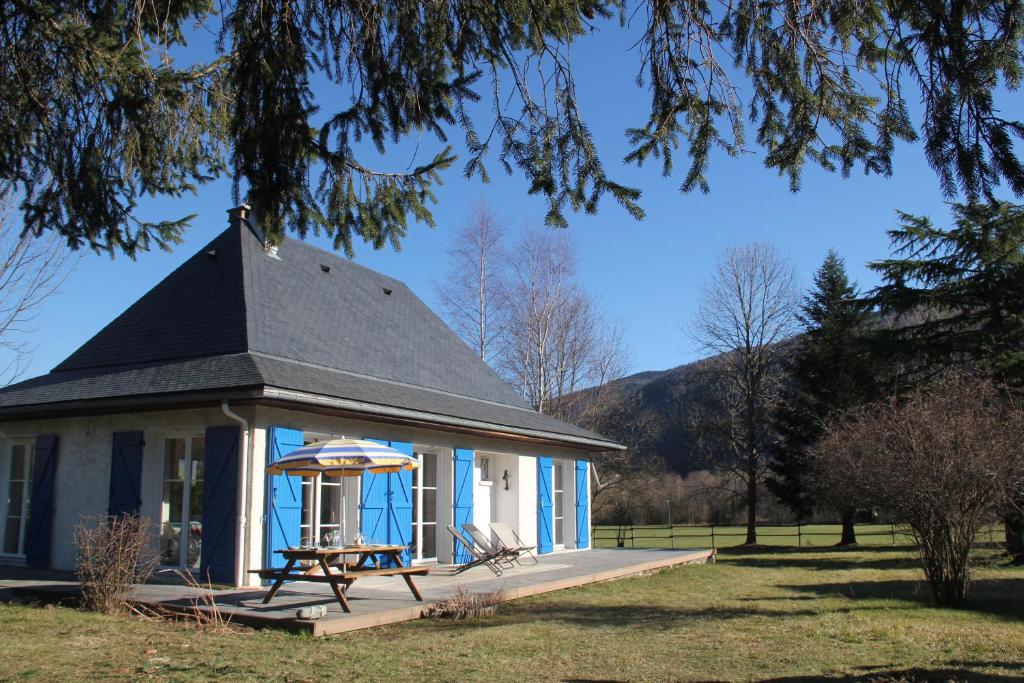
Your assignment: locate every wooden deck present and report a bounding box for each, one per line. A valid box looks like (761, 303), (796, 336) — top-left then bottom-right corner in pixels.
(2, 547), (715, 637)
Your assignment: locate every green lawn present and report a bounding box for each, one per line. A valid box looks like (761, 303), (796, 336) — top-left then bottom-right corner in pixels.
(2, 546), (1022, 682)
(593, 523), (1007, 549)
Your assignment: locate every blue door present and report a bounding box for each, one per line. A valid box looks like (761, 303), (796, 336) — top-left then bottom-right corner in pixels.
(387, 442), (414, 566)
(452, 448), (474, 563)
(266, 426), (304, 569)
(575, 460), (590, 549)
(360, 439), (390, 545)
(537, 456), (553, 554)
(108, 431), (145, 518)
(200, 425), (240, 583)
(360, 439), (414, 567)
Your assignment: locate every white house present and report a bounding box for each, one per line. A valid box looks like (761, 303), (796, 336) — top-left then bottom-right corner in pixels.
(0, 207), (623, 586)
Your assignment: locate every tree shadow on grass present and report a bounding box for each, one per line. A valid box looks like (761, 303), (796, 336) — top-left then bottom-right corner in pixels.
(452, 602), (819, 631)
(781, 577), (1024, 621)
(759, 662), (1024, 682)
(715, 545), (925, 572)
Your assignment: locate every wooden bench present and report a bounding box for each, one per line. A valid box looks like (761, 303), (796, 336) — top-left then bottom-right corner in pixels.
(254, 546), (429, 613)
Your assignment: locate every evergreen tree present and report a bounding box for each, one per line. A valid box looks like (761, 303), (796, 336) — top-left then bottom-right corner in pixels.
(3, 1), (1023, 257)
(769, 250), (875, 545)
(869, 200), (1024, 561)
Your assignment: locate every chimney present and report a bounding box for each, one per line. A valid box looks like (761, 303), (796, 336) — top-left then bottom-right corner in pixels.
(227, 199), (280, 259)
(226, 203), (251, 232)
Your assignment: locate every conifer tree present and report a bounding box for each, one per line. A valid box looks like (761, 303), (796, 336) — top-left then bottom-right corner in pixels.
(769, 251), (875, 544)
(869, 200), (1024, 561)
(3, 1), (1023, 257)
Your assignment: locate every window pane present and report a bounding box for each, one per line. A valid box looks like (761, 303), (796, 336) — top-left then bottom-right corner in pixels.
(555, 518), (564, 545)
(7, 481), (23, 511)
(423, 489), (437, 524)
(9, 445), (24, 479)
(301, 480), (313, 540)
(3, 517), (20, 554)
(554, 491), (564, 513)
(421, 523), (436, 559)
(554, 462), (563, 490)
(320, 485), (341, 527)
(422, 453), (437, 487)
(187, 438), (204, 569)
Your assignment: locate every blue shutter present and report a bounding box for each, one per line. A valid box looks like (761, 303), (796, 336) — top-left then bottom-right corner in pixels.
(266, 426), (304, 569)
(537, 456), (553, 555)
(387, 441), (414, 566)
(108, 431), (144, 518)
(452, 449), (474, 564)
(200, 425), (239, 584)
(360, 439), (389, 545)
(575, 460), (590, 549)
(25, 435), (58, 567)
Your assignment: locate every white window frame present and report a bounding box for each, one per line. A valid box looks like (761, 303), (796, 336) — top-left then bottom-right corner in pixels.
(0, 438), (34, 558)
(553, 460), (566, 549)
(411, 450), (440, 564)
(298, 432), (358, 546)
(158, 434), (205, 570)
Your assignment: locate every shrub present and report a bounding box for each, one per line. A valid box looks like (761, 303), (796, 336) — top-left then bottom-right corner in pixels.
(423, 586), (502, 620)
(812, 373), (1024, 607)
(74, 514), (157, 614)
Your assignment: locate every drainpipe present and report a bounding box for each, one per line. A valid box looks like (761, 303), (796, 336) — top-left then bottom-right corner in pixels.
(221, 401), (250, 588)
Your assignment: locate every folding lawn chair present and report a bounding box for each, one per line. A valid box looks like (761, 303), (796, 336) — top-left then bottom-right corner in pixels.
(490, 521), (540, 565)
(446, 525), (504, 576)
(462, 523), (519, 569)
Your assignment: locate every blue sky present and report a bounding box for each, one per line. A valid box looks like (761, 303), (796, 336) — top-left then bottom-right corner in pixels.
(16, 19), (1023, 381)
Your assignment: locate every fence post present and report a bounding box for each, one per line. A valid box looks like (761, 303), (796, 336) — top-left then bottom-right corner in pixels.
(711, 524), (716, 549)
(891, 523), (896, 545)
(797, 523), (802, 548)
(631, 525), (635, 548)
(670, 524), (676, 549)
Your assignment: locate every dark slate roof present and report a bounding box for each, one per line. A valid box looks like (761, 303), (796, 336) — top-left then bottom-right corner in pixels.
(0, 218), (620, 450)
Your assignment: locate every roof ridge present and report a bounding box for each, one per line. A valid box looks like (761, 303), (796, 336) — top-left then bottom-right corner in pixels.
(248, 351), (534, 412)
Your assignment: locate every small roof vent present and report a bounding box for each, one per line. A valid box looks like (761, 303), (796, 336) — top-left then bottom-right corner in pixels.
(320, 264), (331, 273)
(382, 287), (393, 296)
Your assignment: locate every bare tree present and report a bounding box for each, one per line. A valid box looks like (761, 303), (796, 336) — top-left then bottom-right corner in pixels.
(690, 242), (799, 545)
(500, 229), (629, 418)
(585, 385), (664, 507)
(434, 203), (509, 364)
(812, 373), (1024, 607)
(0, 194), (74, 384)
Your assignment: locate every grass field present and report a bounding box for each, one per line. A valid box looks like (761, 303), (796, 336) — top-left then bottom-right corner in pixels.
(2, 545), (1023, 681)
(593, 523), (1007, 549)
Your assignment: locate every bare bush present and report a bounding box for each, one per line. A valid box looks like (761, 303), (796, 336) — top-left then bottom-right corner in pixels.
(812, 374), (1024, 607)
(74, 514), (157, 615)
(423, 586), (503, 620)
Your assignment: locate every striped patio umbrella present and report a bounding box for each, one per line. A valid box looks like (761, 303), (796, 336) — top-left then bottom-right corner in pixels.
(265, 438), (419, 477)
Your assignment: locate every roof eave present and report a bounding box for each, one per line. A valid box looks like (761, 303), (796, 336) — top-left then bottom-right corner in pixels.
(0, 386), (264, 422)
(260, 386), (626, 453)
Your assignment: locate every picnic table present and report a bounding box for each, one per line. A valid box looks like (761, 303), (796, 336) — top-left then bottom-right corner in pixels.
(254, 545), (428, 613)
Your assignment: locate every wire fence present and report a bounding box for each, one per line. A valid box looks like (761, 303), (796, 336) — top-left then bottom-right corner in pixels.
(592, 523), (1007, 550)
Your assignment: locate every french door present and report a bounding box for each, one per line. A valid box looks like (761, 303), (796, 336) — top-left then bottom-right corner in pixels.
(1, 440), (34, 557)
(159, 436), (205, 569)
(553, 461), (565, 547)
(410, 451), (438, 562)
(300, 475), (349, 545)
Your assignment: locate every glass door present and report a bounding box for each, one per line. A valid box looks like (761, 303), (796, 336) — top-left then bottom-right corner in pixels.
(300, 476), (348, 545)
(553, 461), (565, 547)
(411, 451), (438, 562)
(1, 441), (34, 556)
(159, 436), (204, 569)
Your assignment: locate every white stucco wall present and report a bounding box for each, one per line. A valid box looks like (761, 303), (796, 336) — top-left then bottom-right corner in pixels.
(0, 402), (595, 584)
(0, 406), (241, 572)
